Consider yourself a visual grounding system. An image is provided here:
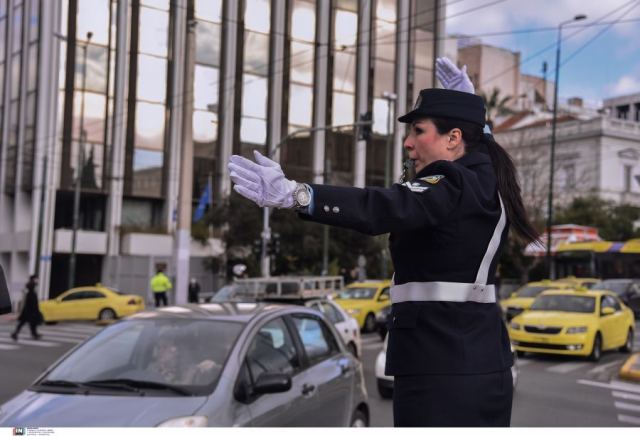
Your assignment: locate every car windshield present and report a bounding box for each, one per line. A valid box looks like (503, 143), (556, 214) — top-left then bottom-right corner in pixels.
(594, 280), (630, 295)
(516, 286), (551, 298)
(337, 287), (377, 300)
(37, 319), (243, 395)
(530, 295), (595, 313)
(211, 284), (255, 302)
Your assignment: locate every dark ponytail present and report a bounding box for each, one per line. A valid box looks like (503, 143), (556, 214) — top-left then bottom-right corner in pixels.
(430, 117), (540, 244)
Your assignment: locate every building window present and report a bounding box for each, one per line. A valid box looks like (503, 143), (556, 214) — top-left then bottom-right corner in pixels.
(625, 165), (633, 192)
(617, 105), (630, 120)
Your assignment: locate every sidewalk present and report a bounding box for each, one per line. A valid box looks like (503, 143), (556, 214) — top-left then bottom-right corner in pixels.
(619, 353), (640, 382)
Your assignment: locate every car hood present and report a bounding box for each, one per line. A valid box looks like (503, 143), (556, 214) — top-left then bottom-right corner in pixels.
(514, 311), (594, 325)
(500, 297), (535, 309)
(0, 390), (208, 427)
(334, 299), (373, 310)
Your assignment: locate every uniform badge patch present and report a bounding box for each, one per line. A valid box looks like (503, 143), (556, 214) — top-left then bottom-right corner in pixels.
(420, 175), (445, 185)
(403, 181), (429, 193)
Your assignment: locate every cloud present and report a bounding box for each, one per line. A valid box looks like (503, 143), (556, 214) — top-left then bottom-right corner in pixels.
(607, 75), (640, 96)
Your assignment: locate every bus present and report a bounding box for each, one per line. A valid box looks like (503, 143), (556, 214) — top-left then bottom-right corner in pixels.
(554, 239), (640, 279)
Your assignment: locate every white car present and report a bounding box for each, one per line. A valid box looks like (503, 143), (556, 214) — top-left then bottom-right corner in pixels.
(375, 335), (519, 399)
(306, 298), (362, 358)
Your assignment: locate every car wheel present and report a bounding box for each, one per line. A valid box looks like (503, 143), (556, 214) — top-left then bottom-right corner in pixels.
(516, 350), (526, 358)
(364, 313), (376, 333)
(620, 329), (634, 353)
(347, 342), (358, 358)
(98, 308), (116, 321)
(350, 409), (368, 427)
(589, 333), (602, 362)
(378, 326), (387, 341)
(377, 379), (393, 399)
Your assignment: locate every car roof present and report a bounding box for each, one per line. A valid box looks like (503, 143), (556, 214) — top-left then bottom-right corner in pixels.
(346, 280), (391, 288)
(540, 289), (615, 298)
(126, 302), (315, 324)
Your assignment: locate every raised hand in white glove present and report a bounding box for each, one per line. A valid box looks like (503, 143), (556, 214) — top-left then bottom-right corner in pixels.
(228, 150), (297, 208)
(435, 57), (475, 94)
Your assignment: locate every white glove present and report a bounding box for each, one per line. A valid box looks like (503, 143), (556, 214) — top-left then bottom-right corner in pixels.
(435, 57), (475, 94)
(228, 150), (297, 208)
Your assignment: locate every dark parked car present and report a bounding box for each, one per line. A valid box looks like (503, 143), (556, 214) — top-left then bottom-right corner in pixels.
(593, 279), (640, 316)
(0, 303), (369, 427)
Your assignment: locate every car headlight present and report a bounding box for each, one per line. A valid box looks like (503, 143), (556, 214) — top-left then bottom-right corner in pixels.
(509, 322), (521, 330)
(347, 308), (361, 315)
(158, 416), (208, 427)
(566, 326), (588, 334)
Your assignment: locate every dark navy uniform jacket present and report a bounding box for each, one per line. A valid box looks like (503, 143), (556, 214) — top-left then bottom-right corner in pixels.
(300, 147), (513, 375)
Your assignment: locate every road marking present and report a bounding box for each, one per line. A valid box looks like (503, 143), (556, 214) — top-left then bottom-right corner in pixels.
(0, 343), (19, 350)
(615, 401), (640, 412)
(547, 362), (589, 374)
(618, 414), (640, 425)
(588, 360), (624, 374)
(363, 343), (383, 351)
(33, 335), (84, 344)
(515, 359), (532, 367)
(578, 379), (640, 394)
(0, 337), (58, 347)
(613, 391), (640, 402)
(36, 330), (90, 339)
(43, 325), (102, 334)
(361, 336), (382, 344)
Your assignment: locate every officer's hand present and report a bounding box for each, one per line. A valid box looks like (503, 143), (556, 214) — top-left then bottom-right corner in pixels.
(435, 57), (475, 94)
(228, 150), (297, 208)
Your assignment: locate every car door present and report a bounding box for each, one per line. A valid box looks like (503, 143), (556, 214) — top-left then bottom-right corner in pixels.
(56, 291), (88, 321)
(599, 295), (623, 349)
(81, 290), (108, 319)
(375, 286), (390, 313)
(243, 316), (312, 426)
(289, 313), (354, 427)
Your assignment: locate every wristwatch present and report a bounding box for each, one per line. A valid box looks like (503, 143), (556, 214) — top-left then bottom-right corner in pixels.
(292, 183), (312, 209)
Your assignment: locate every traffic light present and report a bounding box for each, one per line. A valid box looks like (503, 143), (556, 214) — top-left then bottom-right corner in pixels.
(252, 238), (262, 259)
(358, 111), (372, 141)
(268, 233), (281, 256)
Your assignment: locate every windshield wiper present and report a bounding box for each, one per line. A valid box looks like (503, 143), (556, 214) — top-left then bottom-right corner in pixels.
(38, 379), (82, 388)
(85, 378), (192, 396)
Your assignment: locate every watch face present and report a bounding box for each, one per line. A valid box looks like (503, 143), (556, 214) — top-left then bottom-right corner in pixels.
(296, 187), (311, 206)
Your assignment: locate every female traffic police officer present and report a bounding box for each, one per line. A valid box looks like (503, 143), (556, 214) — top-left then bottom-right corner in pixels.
(227, 59), (539, 427)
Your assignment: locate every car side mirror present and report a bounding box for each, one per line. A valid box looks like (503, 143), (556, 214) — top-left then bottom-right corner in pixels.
(0, 264), (11, 315)
(378, 294), (389, 302)
(601, 307), (615, 316)
(252, 372), (292, 395)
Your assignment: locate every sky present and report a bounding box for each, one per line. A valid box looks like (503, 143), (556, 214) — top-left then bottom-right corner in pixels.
(446, 0), (640, 107)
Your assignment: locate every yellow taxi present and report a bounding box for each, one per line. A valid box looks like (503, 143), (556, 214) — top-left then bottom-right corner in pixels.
(335, 280), (391, 332)
(554, 276), (600, 289)
(508, 288), (635, 361)
(40, 285), (145, 323)
(500, 280), (571, 321)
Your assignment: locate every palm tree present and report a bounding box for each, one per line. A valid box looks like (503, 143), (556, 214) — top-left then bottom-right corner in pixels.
(480, 87), (516, 129)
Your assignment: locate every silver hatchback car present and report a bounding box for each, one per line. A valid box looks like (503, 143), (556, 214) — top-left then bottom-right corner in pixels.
(0, 303), (369, 427)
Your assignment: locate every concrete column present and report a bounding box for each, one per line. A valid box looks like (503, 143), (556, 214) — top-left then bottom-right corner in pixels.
(215, 0), (240, 200)
(102, 0), (130, 289)
(353, 0), (372, 188)
(166, 0), (186, 232)
(312, 0), (330, 184)
(38, 0), (63, 298)
(392, 0), (410, 183)
(0, 0), (15, 197)
(267, 0), (286, 162)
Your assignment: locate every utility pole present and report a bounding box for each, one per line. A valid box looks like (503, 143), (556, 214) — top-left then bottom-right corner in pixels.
(321, 159), (331, 275)
(68, 31), (92, 290)
(174, 16), (197, 304)
(382, 92), (397, 188)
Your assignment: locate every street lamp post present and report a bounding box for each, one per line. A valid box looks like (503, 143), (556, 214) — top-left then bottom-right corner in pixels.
(546, 14), (586, 279)
(382, 92), (397, 188)
(259, 120), (373, 277)
(68, 31), (93, 290)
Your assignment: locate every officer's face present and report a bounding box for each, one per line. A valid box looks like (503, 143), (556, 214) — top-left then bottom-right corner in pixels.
(403, 119), (452, 173)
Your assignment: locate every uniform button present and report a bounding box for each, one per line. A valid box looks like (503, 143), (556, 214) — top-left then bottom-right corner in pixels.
(323, 205), (330, 212)
(332, 206), (340, 213)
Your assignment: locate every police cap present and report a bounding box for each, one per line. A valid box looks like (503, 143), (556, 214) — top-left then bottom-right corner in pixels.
(398, 88), (486, 127)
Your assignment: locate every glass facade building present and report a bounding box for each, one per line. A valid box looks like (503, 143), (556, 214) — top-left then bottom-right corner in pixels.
(0, 0), (444, 300)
